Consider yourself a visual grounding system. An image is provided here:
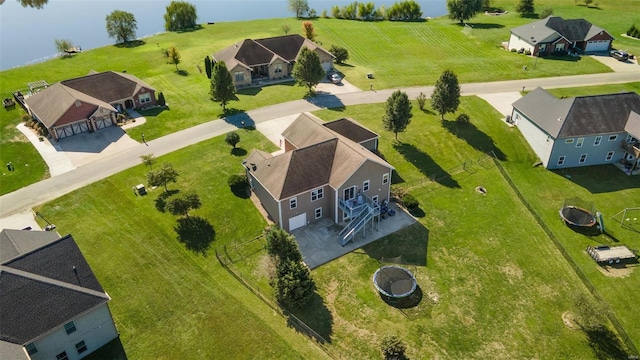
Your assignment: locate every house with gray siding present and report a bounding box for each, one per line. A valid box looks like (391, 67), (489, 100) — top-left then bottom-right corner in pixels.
(511, 88), (640, 174)
(244, 113), (393, 245)
(0, 230), (119, 360)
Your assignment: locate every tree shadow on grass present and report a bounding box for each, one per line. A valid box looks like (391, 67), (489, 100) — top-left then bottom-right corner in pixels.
(392, 142), (461, 188)
(115, 40), (145, 48)
(175, 216), (215, 256)
(464, 22), (505, 29)
(176, 69), (189, 76)
(155, 189), (180, 212)
(584, 325), (630, 360)
(551, 165), (640, 194)
(231, 147), (247, 156)
(288, 292), (333, 343)
(139, 106), (168, 117)
(441, 120), (507, 161)
(230, 184), (250, 199)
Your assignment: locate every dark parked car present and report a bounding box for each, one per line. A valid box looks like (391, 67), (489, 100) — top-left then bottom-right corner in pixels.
(610, 50), (629, 61)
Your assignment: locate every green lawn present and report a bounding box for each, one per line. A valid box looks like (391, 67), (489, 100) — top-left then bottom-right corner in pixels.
(3, 0), (635, 194)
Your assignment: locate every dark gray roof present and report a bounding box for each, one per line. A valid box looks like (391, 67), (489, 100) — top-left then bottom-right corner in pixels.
(510, 16), (611, 46)
(323, 118), (378, 144)
(546, 17), (592, 42)
(255, 35), (306, 62)
(513, 88), (640, 138)
(61, 71), (155, 103)
(0, 232), (109, 345)
(0, 229), (61, 263)
(281, 139), (337, 198)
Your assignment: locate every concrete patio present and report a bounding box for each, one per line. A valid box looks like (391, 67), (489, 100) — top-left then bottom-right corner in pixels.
(292, 202), (417, 269)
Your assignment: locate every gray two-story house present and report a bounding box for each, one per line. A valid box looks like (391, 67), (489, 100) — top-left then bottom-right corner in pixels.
(511, 88), (640, 174)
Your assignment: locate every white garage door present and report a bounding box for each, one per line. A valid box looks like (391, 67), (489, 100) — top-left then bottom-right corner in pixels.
(585, 40), (610, 52)
(72, 121), (89, 134)
(55, 125), (73, 139)
(288, 213), (307, 231)
(95, 118), (113, 129)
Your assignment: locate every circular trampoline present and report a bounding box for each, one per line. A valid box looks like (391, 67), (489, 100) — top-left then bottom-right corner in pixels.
(559, 206), (596, 227)
(372, 266), (417, 299)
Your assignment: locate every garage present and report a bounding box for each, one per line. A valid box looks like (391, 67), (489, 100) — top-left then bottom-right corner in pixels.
(55, 125), (73, 139)
(95, 117), (113, 129)
(585, 40), (610, 52)
(321, 61), (332, 72)
(288, 213), (307, 231)
(71, 121), (89, 134)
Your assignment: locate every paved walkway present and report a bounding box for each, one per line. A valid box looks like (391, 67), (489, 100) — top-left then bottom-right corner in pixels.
(1, 71), (639, 218)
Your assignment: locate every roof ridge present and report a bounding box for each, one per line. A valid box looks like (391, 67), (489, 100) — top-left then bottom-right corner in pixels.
(2, 234), (67, 265)
(0, 266), (110, 300)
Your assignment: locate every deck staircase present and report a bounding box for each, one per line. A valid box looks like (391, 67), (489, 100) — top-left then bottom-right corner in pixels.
(338, 193), (380, 246)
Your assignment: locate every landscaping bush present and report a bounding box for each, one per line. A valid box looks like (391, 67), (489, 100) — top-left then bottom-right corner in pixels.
(402, 193), (419, 209)
(416, 92), (427, 110)
(265, 226), (302, 263)
(456, 113), (470, 124)
(380, 335), (407, 360)
(227, 173), (248, 196)
(524, 49), (532, 55)
(511, 48), (517, 52)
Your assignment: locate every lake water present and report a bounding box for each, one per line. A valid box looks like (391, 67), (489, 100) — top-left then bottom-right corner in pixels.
(0, 0), (447, 71)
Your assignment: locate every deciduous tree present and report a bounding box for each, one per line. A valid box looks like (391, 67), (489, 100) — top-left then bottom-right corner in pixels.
(166, 45), (181, 71)
(210, 61), (237, 111)
(54, 39), (73, 57)
(147, 163), (179, 192)
(140, 153), (156, 170)
(382, 90), (413, 140)
(291, 47), (325, 94)
(431, 69), (461, 120)
(106, 10), (137, 44)
(516, 0), (535, 17)
(447, 0), (482, 24)
(164, 1), (198, 31)
(329, 45), (349, 64)
(282, 24), (291, 35)
(166, 191), (201, 217)
(19, 0), (48, 8)
(302, 21), (315, 40)
(288, 0), (309, 18)
(225, 131), (240, 149)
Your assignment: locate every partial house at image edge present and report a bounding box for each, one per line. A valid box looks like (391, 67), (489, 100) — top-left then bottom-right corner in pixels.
(0, 229), (119, 360)
(507, 16), (614, 55)
(511, 88), (640, 174)
(24, 71), (157, 141)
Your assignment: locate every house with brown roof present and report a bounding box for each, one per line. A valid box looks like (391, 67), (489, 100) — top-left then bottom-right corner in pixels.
(507, 16), (614, 56)
(24, 71), (157, 140)
(511, 88), (640, 174)
(0, 229), (119, 360)
(213, 34), (335, 88)
(244, 113), (394, 245)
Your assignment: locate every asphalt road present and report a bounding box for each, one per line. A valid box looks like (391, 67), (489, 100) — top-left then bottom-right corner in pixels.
(1, 71), (638, 217)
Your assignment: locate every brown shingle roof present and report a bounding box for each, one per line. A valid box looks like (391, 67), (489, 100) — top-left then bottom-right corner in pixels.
(62, 71), (155, 103)
(323, 118), (378, 144)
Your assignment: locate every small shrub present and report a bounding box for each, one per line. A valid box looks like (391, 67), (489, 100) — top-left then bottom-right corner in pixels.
(228, 173), (248, 192)
(510, 48), (517, 52)
(524, 49), (532, 55)
(456, 113), (470, 124)
(539, 7), (553, 18)
(416, 92), (427, 110)
(402, 193), (419, 209)
(380, 335), (407, 360)
(21, 114), (32, 123)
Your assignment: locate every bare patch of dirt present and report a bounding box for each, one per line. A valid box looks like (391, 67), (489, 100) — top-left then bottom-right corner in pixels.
(597, 265), (633, 278)
(500, 262), (523, 284)
(562, 311), (578, 330)
(255, 254), (276, 280)
(6, 134), (29, 143)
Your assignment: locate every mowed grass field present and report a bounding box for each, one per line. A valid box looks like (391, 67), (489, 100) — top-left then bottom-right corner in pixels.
(34, 82), (639, 358)
(2, 0), (636, 194)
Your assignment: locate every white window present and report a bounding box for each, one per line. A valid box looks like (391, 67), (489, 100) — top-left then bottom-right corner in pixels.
(557, 156), (566, 165)
(606, 151), (615, 161)
(555, 43), (565, 52)
(289, 197), (297, 209)
(274, 64), (283, 73)
(315, 207), (322, 219)
(593, 136), (602, 146)
(579, 154), (587, 163)
(539, 43), (547, 52)
(75, 340), (87, 354)
(56, 352), (69, 360)
(372, 195), (378, 204)
(138, 92), (151, 104)
(25, 343), (37, 355)
(235, 72), (244, 82)
(382, 173), (389, 185)
(609, 135), (618, 141)
(64, 321), (76, 335)
(363, 180), (370, 192)
(565, 138), (574, 144)
(311, 188), (324, 201)
(576, 138), (584, 148)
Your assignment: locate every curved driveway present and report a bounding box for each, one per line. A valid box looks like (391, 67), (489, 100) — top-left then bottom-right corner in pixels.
(1, 71), (639, 217)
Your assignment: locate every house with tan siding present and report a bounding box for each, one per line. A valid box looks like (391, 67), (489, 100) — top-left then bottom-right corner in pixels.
(24, 71), (157, 140)
(0, 230), (119, 360)
(213, 34), (335, 88)
(244, 113), (393, 245)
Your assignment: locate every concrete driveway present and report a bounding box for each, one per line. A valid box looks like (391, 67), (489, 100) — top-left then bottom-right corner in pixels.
(589, 52), (639, 72)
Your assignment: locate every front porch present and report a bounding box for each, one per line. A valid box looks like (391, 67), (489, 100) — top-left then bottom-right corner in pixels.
(236, 75), (295, 90)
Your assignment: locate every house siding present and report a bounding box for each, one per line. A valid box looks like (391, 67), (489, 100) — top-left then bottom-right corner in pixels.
(548, 133), (625, 169)
(281, 185), (331, 232)
(512, 109), (554, 167)
(360, 138), (378, 152)
(268, 58), (289, 80)
(230, 65), (252, 87)
(508, 33), (533, 52)
(28, 303), (118, 360)
(337, 160), (391, 221)
(248, 174), (279, 227)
